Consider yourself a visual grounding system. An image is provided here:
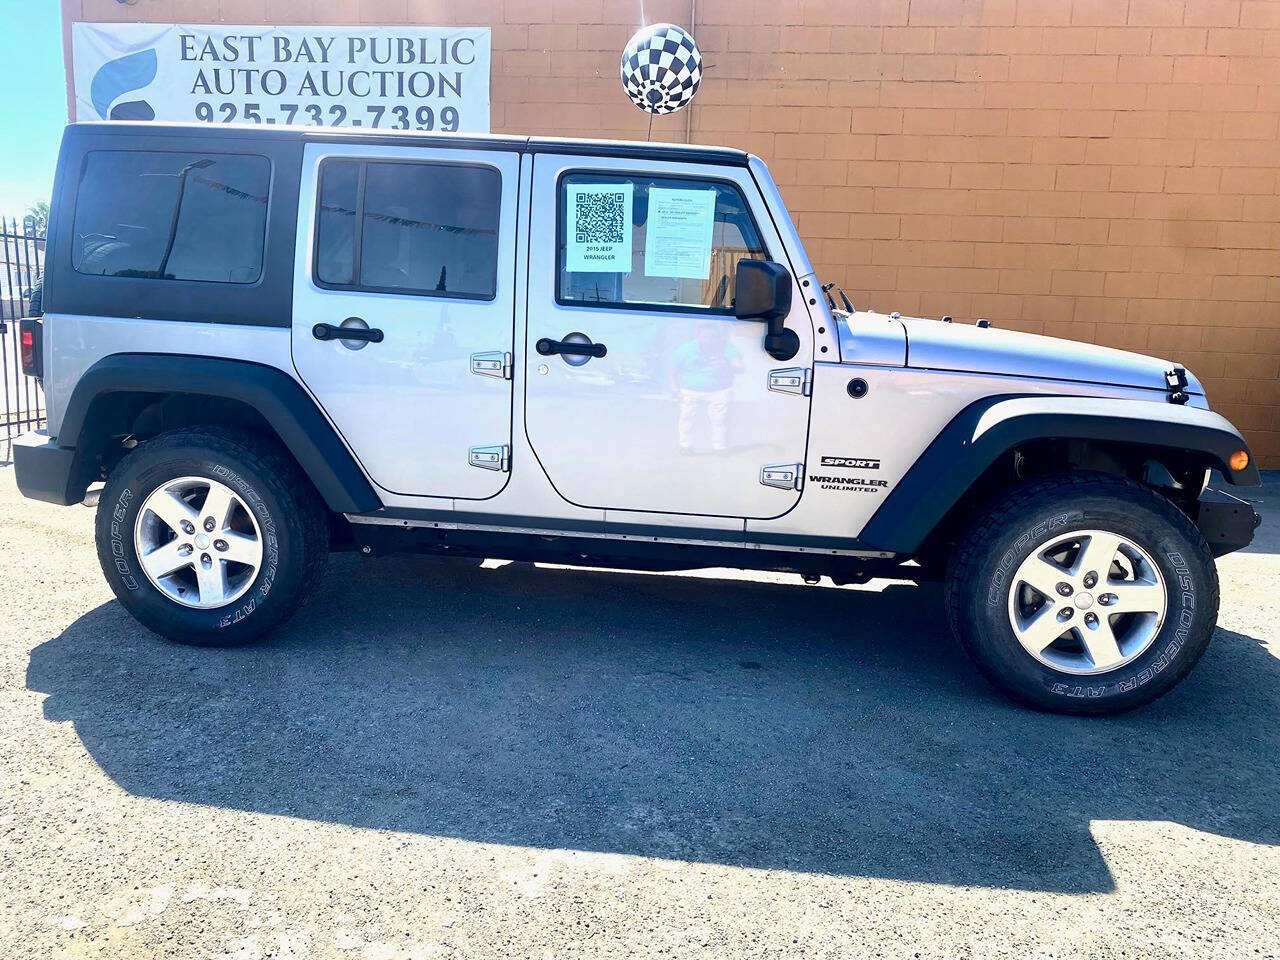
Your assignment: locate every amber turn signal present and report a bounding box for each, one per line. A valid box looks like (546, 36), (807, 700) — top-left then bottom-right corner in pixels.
(1229, 449), (1250, 472)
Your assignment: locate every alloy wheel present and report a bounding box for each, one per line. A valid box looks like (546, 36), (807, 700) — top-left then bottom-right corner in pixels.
(133, 475), (263, 609)
(1006, 528), (1167, 676)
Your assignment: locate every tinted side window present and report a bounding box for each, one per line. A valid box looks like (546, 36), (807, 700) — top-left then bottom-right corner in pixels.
(314, 160), (501, 301)
(315, 160), (358, 286)
(557, 173), (767, 312)
(72, 151), (270, 284)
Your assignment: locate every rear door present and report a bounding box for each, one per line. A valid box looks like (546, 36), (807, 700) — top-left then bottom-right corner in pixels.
(291, 142), (518, 499)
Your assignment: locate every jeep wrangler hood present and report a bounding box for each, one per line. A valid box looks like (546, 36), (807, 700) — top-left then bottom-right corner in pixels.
(840, 313), (1203, 395)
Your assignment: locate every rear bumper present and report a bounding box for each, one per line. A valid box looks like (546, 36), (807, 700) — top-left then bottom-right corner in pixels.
(1197, 486), (1261, 557)
(12, 431), (82, 506)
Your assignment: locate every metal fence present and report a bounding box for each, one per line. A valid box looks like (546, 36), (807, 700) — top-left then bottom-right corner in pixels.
(1, 219), (45, 443)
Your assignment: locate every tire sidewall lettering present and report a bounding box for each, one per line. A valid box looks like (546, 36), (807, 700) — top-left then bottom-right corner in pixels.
(109, 487), (139, 591)
(207, 463), (278, 629)
(988, 509), (1081, 608)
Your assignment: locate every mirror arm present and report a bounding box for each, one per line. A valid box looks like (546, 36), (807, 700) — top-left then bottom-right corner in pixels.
(762, 313), (800, 361)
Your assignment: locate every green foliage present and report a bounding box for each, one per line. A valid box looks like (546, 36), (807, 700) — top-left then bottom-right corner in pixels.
(24, 200), (49, 237)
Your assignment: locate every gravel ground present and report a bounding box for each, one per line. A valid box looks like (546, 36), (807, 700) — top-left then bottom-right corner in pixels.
(0, 463), (1277, 960)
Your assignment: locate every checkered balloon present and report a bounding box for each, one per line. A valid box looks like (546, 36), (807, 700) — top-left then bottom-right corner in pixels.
(620, 23), (703, 115)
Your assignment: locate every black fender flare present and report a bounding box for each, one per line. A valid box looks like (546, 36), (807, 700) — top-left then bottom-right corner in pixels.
(859, 394), (1260, 555)
(55, 353), (382, 514)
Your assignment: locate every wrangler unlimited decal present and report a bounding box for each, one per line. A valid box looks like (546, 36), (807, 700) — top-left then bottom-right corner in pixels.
(808, 474), (888, 494)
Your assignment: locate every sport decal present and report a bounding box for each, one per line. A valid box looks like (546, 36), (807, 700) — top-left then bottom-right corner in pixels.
(820, 456), (881, 470)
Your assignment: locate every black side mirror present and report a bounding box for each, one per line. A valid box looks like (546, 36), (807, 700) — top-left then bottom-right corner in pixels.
(734, 259), (799, 361)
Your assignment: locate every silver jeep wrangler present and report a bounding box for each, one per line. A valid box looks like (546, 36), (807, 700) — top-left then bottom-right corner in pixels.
(14, 122), (1261, 714)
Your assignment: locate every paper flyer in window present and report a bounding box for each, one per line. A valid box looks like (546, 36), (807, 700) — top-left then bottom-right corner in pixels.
(644, 188), (717, 280)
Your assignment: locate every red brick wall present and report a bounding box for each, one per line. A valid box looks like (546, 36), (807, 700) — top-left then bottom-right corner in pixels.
(63, 0), (1280, 465)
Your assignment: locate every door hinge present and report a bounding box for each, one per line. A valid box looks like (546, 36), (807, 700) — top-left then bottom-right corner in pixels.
(760, 463), (804, 491)
(469, 444), (510, 472)
(768, 367), (811, 397)
(471, 350), (513, 380)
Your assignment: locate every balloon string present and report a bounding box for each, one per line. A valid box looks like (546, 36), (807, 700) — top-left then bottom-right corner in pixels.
(647, 111), (654, 141)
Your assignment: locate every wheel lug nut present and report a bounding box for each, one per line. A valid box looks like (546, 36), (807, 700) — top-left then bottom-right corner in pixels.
(201, 553), (212, 567)
(203, 517), (216, 532)
(1057, 607), (1073, 621)
(1056, 582), (1073, 597)
(214, 539), (228, 552)
(177, 543), (193, 557)
(1099, 593), (1116, 606)
(1084, 612), (1098, 626)
(180, 520), (195, 535)
(1083, 571), (1098, 589)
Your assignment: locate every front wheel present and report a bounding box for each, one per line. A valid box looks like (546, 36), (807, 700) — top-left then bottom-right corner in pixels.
(95, 428), (328, 646)
(946, 473), (1219, 715)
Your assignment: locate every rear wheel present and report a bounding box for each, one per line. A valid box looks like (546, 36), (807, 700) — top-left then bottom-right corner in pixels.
(946, 472), (1219, 714)
(95, 428), (328, 646)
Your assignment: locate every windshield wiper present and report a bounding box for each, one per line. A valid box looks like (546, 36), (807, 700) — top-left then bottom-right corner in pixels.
(821, 281), (854, 313)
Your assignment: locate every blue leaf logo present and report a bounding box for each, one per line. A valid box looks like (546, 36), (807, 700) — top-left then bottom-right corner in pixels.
(110, 100), (155, 121)
(90, 47), (157, 119)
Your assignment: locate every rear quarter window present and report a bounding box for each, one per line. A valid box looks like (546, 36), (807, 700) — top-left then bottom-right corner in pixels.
(71, 150), (270, 284)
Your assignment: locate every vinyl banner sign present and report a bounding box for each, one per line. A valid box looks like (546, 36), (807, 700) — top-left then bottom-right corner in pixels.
(71, 23), (491, 132)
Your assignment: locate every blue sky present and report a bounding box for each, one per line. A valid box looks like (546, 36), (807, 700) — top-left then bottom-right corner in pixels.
(0, 5), (67, 221)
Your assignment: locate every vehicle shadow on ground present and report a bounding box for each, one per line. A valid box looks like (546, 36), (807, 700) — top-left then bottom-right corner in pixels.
(27, 554), (1280, 893)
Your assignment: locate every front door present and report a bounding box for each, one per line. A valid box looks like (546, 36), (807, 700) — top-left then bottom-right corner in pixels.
(291, 143), (519, 499)
(524, 155), (813, 519)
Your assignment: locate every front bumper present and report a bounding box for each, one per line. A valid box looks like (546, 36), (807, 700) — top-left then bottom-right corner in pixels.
(1197, 486), (1262, 557)
(12, 431), (83, 506)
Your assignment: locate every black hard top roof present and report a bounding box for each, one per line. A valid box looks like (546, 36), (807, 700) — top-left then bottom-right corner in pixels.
(64, 121), (751, 167)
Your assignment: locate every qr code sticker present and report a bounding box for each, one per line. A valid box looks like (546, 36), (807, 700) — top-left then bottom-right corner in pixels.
(575, 191), (627, 245)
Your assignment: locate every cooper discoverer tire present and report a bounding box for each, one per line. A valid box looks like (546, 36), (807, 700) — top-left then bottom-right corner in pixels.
(945, 472), (1219, 715)
(95, 428), (328, 646)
